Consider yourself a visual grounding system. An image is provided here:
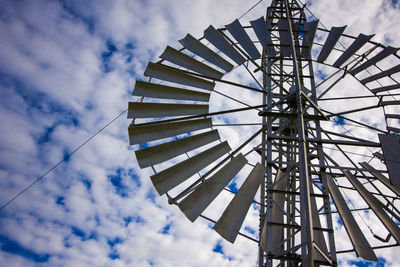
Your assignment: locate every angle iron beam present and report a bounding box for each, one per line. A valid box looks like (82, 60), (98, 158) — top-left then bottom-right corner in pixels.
(284, 1), (315, 265)
(267, 222), (333, 232)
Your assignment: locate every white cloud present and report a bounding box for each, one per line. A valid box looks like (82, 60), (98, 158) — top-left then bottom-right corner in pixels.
(0, 0), (399, 266)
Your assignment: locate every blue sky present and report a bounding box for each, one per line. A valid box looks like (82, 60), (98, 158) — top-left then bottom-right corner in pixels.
(0, 0), (399, 266)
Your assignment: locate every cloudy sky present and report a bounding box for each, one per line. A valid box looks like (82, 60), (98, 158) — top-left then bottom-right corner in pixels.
(0, 0), (399, 266)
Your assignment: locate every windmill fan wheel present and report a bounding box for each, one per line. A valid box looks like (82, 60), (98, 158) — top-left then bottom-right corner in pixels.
(128, 2), (400, 265)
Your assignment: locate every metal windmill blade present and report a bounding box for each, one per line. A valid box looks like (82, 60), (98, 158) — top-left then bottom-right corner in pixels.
(128, 0), (400, 266)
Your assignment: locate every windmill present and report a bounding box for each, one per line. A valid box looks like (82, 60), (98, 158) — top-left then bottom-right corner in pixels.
(128, 0), (400, 266)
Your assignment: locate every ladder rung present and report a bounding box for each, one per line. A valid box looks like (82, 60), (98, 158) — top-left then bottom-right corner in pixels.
(381, 100), (400, 106)
(387, 126), (400, 133)
(386, 114), (400, 119)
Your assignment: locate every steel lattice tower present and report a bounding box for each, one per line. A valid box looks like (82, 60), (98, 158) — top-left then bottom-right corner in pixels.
(259, 1), (336, 265)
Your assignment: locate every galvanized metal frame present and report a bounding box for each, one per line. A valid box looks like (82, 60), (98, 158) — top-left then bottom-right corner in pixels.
(260, 1), (337, 265)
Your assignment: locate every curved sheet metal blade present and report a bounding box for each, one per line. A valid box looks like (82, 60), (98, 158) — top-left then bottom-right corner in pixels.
(344, 170), (400, 244)
(225, 19), (261, 60)
(378, 134), (400, 186)
(332, 33), (374, 68)
(214, 163), (264, 243)
(361, 64), (400, 84)
(350, 46), (399, 75)
(128, 102), (208, 118)
(204, 25), (246, 65)
(178, 153), (248, 222)
(250, 17), (268, 50)
(359, 162), (400, 196)
(133, 81), (210, 102)
(327, 176), (377, 261)
(144, 62), (215, 90)
(301, 20), (319, 59)
(151, 141), (231, 195)
(179, 34), (234, 72)
(277, 19), (291, 57)
(317, 26), (347, 63)
(160, 46), (224, 79)
(135, 130), (220, 168)
(128, 118), (212, 145)
(251, 16), (275, 56)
